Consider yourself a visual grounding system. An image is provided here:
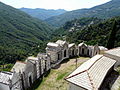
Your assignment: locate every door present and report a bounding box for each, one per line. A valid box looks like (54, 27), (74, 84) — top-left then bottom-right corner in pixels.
(29, 76), (32, 87)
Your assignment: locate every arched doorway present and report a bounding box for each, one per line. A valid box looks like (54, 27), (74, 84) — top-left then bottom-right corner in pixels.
(72, 49), (74, 56)
(58, 53), (60, 60)
(82, 48), (84, 55)
(87, 49), (89, 56)
(64, 50), (66, 57)
(29, 75), (32, 87)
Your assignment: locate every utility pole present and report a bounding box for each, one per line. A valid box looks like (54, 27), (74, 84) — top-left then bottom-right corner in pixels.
(75, 58), (78, 69)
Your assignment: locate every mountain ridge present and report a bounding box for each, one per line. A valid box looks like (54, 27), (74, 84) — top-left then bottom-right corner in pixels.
(45, 0), (120, 27)
(20, 8), (67, 20)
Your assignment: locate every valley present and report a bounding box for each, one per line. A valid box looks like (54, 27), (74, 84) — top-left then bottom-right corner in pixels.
(0, 0), (120, 90)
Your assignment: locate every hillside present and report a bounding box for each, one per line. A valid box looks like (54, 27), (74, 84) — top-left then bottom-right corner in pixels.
(0, 2), (53, 64)
(51, 17), (103, 41)
(51, 16), (120, 48)
(20, 8), (67, 20)
(45, 0), (120, 27)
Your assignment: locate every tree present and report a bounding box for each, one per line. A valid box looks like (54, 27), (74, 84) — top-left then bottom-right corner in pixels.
(107, 19), (118, 49)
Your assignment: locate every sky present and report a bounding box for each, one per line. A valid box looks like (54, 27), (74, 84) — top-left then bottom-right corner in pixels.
(0, 0), (111, 11)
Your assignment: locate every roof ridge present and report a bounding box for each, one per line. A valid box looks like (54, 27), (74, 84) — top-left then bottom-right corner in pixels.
(16, 61), (27, 64)
(27, 59), (36, 65)
(65, 55), (103, 80)
(65, 70), (87, 79)
(87, 55), (103, 71)
(87, 70), (95, 90)
(106, 47), (120, 51)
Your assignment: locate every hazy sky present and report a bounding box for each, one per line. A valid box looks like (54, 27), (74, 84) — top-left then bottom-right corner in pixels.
(1, 0), (111, 11)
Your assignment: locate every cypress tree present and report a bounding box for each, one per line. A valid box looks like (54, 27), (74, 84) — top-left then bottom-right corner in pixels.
(107, 20), (118, 49)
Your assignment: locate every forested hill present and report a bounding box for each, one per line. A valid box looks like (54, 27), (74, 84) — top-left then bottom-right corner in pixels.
(0, 2), (53, 64)
(51, 17), (103, 38)
(20, 8), (67, 20)
(51, 16), (120, 48)
(45, 0), (120, 27)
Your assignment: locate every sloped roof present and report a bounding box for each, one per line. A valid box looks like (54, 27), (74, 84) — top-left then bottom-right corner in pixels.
(38, 53), (49, 60)
(105, 47), (120, 57)
(99, 46), (108, 51)
(11, 61), (26, 73)
(56, 40), (66, 46)
(78, 42), (87, 47)
(47, 42), (59, 47)
(69, 43), (75, 48)
(27, 56), (38, 61)
(65, 55), (116, 90)
(27, 56), (38, 64)
(0, 71), (13, 85)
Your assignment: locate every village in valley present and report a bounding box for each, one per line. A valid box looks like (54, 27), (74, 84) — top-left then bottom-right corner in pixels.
(0, 0), (120, 90)
(0, 39), (120, 90)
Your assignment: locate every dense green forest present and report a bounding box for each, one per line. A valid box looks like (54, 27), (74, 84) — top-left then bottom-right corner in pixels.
(45, 0), (120, 27)
(0, 2), (53, 65)
(51, 16), (120, 48)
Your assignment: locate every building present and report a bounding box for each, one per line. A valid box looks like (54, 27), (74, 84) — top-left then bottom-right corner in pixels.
(11, 60), (37, 90)
(104, 47), (120, 68)
(65, 47), (120, 90)
(37, 53), (51, 75)
(27, 57), (40, 79)
(0, 40), (108, 90)
(0, 71), (22, 90)
(99, 46), (108, 54)
(68, 43), (78, 58)
(46, 40), (101, 64)
(78, 42), (100, 57)
(46, 40), (69, 64)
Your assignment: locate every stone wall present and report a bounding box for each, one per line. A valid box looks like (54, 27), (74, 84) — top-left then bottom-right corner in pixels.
(22, 60), (37, 89)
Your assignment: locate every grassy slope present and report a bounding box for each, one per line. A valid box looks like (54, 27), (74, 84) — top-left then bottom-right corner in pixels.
(35, 57), (89, 90)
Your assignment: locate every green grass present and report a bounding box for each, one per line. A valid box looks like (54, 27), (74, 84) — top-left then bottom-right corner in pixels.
(0, 64), (14, 71)
(56, 72), (68, 81)
(34, 57), (89, 90)
(116, 67), (120, 75)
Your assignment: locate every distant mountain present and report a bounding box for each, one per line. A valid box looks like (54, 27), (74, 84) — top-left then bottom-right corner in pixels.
(45, 0), (120, 27)
(20, 8), (67, 20)
(0, 2), (53, 64)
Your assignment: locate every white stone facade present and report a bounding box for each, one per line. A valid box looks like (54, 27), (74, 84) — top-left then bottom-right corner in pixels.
(46, 40), (69, 64)
(0, 71), (22, 90)
(78, 42), (100, 57)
